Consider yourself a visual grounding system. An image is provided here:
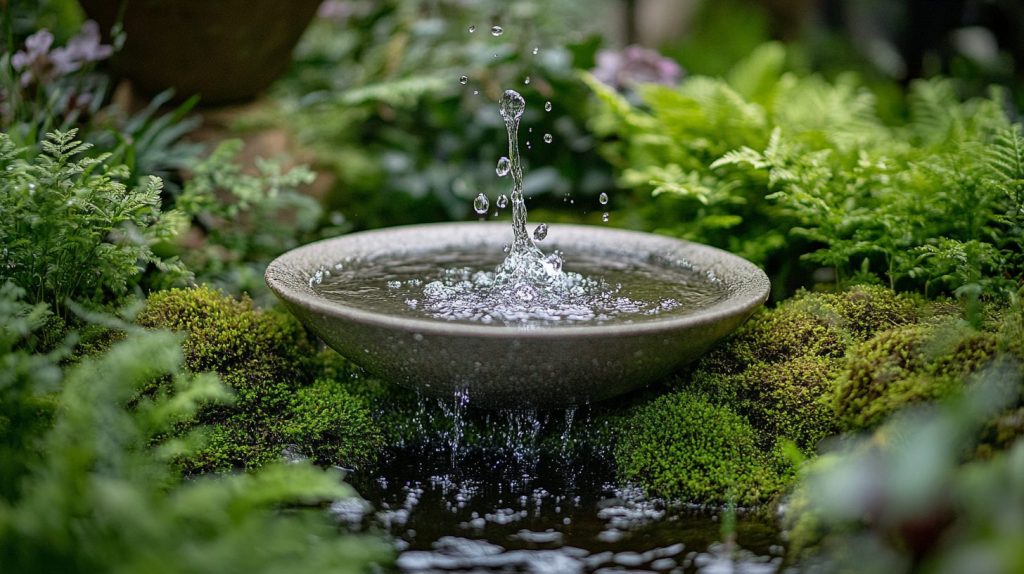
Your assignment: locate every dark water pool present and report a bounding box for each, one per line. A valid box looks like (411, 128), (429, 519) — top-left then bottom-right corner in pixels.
(336, 405), (785, 573)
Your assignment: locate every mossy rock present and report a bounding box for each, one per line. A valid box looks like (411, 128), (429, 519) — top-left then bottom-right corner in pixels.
(614, 391), (791, 506)
(789, 285), (918, 341)
(728, 356), (841, 451)
(137, 286), (382, 472)
(833, 323), (999, 431)
(283, 377), (383, 468)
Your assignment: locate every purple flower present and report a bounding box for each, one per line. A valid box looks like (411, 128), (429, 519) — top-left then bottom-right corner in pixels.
(11, 21), (113, 87)
(317, 0), (354, 22)
(591, 45), (683, 92)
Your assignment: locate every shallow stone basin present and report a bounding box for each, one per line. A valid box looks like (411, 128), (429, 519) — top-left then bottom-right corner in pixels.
(265, 222), (769, 406)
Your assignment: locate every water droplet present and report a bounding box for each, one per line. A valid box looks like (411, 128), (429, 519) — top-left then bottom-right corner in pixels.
(599, 192), (609, 205)
(473, 193), (489, 214)
(491, 25), (503, 36)
(459, 75), (468, 85)
(543, 133), (553, 144)
(496, 194), (509, 208)
(524, 76), (531, 85)
(468, 25), (476, 33)
(532, 47), (539, 55)
(496, 157), (511, 176)
(544, 101), (552, 112)
(499, 90), (525, 120)
(602, 212), (610, 222)
(473, 90), (479, 95)
(533, 223), (548, 241)
(503, 243), (511, 254)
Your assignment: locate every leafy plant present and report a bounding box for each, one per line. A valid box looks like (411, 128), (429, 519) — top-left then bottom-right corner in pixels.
(250, 0), (618, 230)
(586, 43), (1024, 299)
(172, 139), (319, 299)
(0, 130), (188, 318)
(0, 317), (391, 573)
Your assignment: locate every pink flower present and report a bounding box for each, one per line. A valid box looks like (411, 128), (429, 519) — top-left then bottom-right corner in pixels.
(591, 45), (683, 92)
(11, 21), (113, 87)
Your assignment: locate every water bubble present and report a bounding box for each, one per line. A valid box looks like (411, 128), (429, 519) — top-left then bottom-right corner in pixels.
(491, 25), (503, 36)
(468, 25), (476, 33)
(499, 90), (526, 120)
(533, 223), (548, 241)
(543, 133), (553, 144)
(496, 156), (511, 176)
(602, 212), (610, 222)
(496, 194), (509, 208)
(459, 75), (468, 85)
(544, 101), (552, 112)
(532, 47), (539, 55)
(524, 76), (531, 85)
(599, 192), (609, 205)
(473, 193), (490, 214)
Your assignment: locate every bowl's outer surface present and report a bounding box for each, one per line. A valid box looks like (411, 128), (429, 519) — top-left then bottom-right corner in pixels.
(265, 223), (769, 407)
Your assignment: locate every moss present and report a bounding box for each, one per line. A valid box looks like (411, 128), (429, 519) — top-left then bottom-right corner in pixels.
(727, 356), (841, 451)
(137, 286), (381, 472)
(283, 378), (383, 468)
(833, 324), (999, 431)
(614, 391), (791, 506)
(791, 285), (918, 341)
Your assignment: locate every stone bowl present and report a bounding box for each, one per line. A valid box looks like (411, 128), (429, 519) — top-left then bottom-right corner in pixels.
(265, 222), (769, 407)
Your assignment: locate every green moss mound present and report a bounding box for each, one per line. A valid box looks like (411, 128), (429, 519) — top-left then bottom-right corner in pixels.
(833, 324), (999, 431)
(284, 378), (383, 467)
(137, 286), (381, 472)
(614, 391), (790, 506)
(728, 356), (840, 451)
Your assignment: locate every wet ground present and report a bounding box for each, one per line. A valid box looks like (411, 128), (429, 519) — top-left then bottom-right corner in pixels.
(338, 406), (786, 573)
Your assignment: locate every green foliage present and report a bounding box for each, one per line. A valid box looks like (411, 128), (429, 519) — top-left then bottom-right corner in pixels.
(833, 323), (1000, 431)
(0, 130), (188, 318)
(136, 286), (381, 472)
(785, 364), (1023, 571)
(257, 0), (617, 230)
(614, 390), (791, 506)
(0, 282), (63, 501)
(0, 326), (390, 573)
(587, 43), (1024, 299)
(173, 139), (320, 300)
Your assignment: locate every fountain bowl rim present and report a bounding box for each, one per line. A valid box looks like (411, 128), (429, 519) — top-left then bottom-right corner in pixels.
(264, 222), (769, 338)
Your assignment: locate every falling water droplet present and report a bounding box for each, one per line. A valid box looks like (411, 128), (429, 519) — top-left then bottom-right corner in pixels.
(496, 157), (511, 176)
(532, 47), (539, 55)
(602, 212), (610, 222)
(473, 193), (490, 214)
(497, 194), (509, 208)
(473, 90), (479, 95)
(544, 101), (552, 112)
(500, 89), (525, 120)
(533, 223), (548, 241)
(491, 25), (503, 36)
(599, 192), (609, 205)
(503, 242), (511, 254)
(524, 76), (531, 85)
(459, 75), (468, 85)
(468, 25), (476, 33)
(543, 133), (553, 144)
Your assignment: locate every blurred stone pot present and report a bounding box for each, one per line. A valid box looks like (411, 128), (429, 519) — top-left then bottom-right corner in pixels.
(79, 0), (322, 104)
